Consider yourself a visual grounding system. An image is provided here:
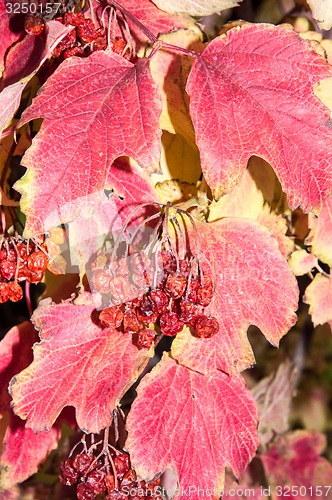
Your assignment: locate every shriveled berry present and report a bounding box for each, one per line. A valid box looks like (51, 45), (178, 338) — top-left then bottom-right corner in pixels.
(24, 15), (45, 36)
(78, 19), (98, 43)
(64, 12), (85, 26)
(63, 46), (85, 59)
(16, 243), (29, 261)
(0, 260), (16, 280)
(92, 269), (112, 294)
(149, 289), (169, 314)
(76, 481), (95, 499)
(107, 491), (127, 499)
(123, 307), (142, 333)
(121, 468), (137, 488)
(179, 259), (190, 276)
(179, 300), (204, 327)
(135, 328), (155, 349)
(92, 35), (107, 51)
(27, 270), (44, 284)
(114, 452), (130, 478)
(109, 276), (137, 303)
(186, 277), (200, 303)
(99, 306), (124, 329)
(7, 282), (23, 302)
(136, 295), (158, 323)
(72, 453), (93, 473)
(159, 312), (184, 336)
(165, 273), (187, 299)
(86, 469), (106, 494)
(161, 250), (176, 274)
(6, 248), (16, 262)
(196, 276), (214, 306)
(59, 458), (79, 485)
(27, 251), (48, 272)
(105, 473), (115, 493)
(195, 315), (219, 338)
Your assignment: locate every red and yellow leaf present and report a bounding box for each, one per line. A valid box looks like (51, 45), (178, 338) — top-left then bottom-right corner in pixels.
(172, 218), (298, 374)
(126, 354), (258, 499)
(0, 322), (60, 490)
(15, 52), (162, 236)
(9, 295), (152, 433)
(0, 2), (21, 77)
(303, 273), (332, 331)
(186, 24), (332, 212)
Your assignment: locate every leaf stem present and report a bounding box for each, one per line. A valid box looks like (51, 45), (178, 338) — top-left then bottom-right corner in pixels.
(107, 0), (158, 43)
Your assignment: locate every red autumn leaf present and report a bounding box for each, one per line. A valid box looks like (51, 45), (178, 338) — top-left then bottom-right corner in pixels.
(0, 322), (60, 490)
(9, 294), (152, 433)
(15, 52), (162, 236)
(186, 23), (332, 212)
(260, 430), (332, 497)
(0, 2), (21, 76)
(303, 273), (332, 332)
(306, 193), (332, 266)
(0, 21), (72, 135)
(126, 354), (259, 498)
(172, 218), (298, 374)
(1, 20), (72, 87)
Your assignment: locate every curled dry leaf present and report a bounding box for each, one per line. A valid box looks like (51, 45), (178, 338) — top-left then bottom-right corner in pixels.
(252, 360), (297, 448)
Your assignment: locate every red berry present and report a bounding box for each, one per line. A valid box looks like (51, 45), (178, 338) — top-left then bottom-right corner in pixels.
(159, 312), (184, 336)
(86, 469), (106, 494)
(196, 275), (214, 306)
(105, 473), (115, 493)
(135, 328), (155, 349)
(186, 277), (200, 303)
(0, 260), (16, 280)
(99, 306), (124, 329)
(7, 282), (23, 302)
(92, 35), (107, 51)
(63, 46), (85, 59)
(64, 12), (86, 26)
(109, 276), (137, 303)
(114, 452), (130, 478)
(59, 458), (79, 485)
(136, 295), (159, 323)
(149, 289), (169, 314)
(165, 273), (187, 299)
(179, 300), (204, 326)
(27, 251), (48, 272)
(121, 469), (137, 488)
(0, 249), (7, 260)
(76, 482), (96, 500)
(24, 15), (45, 36)
(160, 250), (176, 274)
(72, 453), (93, 474)
(16, 243), (29, 261)
(27, 270), (44, 284)
(78, 19), (98, 43)
(179, 259), (190, 276)
(92, 269), (112, 294)
(123, 307), (142, 333)
(6, 248), (16, 262)
(195, 315), (219, 338)
(0, 283), (10, 303)
(109, 37), (129, 57)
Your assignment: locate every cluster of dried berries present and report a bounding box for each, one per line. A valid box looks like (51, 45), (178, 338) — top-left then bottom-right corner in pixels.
(96, 245), (219, 348)
(0, 237), (49, 303)
(60, 449), (161, 499)
(24, 11), (132, 61)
